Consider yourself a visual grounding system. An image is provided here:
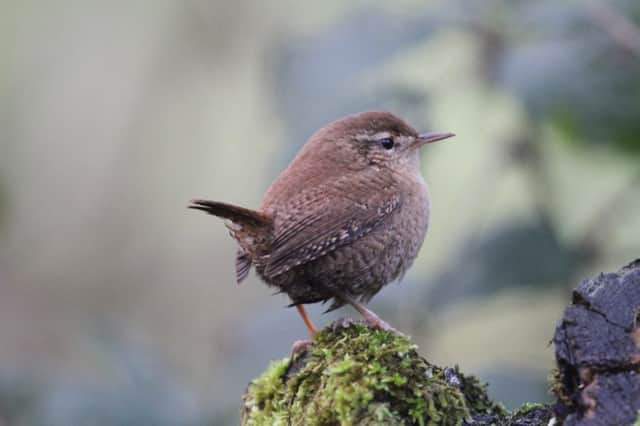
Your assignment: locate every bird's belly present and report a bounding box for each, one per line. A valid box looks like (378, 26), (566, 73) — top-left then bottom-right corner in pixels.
(265, 199), (430, 305)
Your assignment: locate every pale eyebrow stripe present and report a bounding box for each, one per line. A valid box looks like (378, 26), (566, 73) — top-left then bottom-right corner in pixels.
(372, 131), (392, 140)
(355, 131), (392, 142)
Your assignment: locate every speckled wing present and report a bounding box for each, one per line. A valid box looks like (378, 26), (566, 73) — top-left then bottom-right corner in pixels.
(263, 181), (401, 279)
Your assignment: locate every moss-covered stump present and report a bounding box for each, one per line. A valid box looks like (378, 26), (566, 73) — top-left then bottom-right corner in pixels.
(241, 321), (552, 425)
(241, 260), (640, 425)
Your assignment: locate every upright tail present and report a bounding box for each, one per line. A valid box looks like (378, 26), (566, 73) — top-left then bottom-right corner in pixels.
(189, 199), (271, 284)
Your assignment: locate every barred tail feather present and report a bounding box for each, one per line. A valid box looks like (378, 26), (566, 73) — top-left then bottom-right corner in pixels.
(235, 249), (251, 284)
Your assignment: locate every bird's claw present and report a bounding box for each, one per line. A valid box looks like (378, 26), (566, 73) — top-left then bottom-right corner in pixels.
(333, 315), (402, 335)
(332, 317), (357, 331)
(363, 315), (402, 335)
(290, 339), (313, 359)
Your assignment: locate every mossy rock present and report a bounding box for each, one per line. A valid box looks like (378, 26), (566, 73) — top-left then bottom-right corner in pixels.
(241, 261), (640, 425)
(241, 320), (509, 426)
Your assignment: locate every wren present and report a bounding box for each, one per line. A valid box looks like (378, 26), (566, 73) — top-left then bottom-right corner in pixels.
(190, 111), (453, 335)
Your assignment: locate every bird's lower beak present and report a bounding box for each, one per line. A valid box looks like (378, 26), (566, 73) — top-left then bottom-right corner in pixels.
(414, 132), (455, 148)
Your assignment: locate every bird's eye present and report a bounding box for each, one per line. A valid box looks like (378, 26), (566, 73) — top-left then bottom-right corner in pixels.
(379, 138), (395, 150)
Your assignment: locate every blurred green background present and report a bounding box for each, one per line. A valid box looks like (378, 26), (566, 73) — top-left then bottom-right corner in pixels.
(1, 0), (640, 424)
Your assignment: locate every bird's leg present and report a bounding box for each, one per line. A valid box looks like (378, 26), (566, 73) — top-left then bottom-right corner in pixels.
(353, 302), (397, 333)
(338, 293), (397, 333)
(295, 304), (318, 337)
(290, 304), (317, 359)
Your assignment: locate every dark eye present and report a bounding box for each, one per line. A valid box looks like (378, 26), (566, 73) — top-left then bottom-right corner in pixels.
(380, 138), (394, 150)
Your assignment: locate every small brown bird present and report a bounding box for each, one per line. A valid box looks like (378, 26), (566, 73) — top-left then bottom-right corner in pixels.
(190, 111), (453, 337)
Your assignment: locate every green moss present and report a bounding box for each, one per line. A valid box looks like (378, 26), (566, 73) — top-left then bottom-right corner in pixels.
(512, 402), (545, 416)
(499, 402), (553, 425)
(241, 358), (291, 426)
(242, 322), (473, 425)
(549, 367), (572, 409)
(440, 365), (506, 418)
(241, 322), (555, 425)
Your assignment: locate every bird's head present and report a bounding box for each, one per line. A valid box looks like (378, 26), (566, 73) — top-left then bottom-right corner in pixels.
(301, 111), (454, 173)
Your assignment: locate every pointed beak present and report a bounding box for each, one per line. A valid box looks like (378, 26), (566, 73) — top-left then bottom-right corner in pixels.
(414, 132), (455, 148)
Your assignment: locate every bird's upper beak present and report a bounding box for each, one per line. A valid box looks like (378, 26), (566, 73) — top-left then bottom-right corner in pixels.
(413, 132), (455, 148)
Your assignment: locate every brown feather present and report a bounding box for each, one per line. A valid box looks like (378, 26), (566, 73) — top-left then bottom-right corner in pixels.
(189, 199), (272, 283)
(263, 169), (402, 278)
(188, 199), (270, 227)
(235, 249), (252, 284)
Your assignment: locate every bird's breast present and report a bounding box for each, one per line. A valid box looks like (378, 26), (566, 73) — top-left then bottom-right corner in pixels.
(387, 175), (430, 274)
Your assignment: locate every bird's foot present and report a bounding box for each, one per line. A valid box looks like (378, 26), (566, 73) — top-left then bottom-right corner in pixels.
(362, 312), (403, 335)
(333, 291), (404, 335)
(290, 339), (313, 359)
(332, 317), (358, 331)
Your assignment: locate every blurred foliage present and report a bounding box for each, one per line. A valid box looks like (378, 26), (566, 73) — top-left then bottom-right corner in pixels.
(492, 1), (640, 153)
(0, 179), (7, 234)
(1, 0), (639, 425)
(424, 217), (572, 312)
